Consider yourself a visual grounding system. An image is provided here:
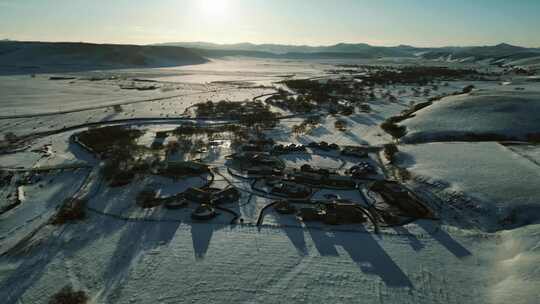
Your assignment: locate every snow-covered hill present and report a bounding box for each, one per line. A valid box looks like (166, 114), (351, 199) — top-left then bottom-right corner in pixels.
(0, 41), (208, 74)
(401, 90), (540, 143)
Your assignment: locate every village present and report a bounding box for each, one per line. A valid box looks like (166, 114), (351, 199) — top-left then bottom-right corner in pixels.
(60, 112), (435, 231)
(1, 61), (518, 236)
(1, 56), (539, 304)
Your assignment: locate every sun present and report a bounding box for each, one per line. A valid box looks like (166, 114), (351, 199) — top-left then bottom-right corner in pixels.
(199, 0), (229, 19)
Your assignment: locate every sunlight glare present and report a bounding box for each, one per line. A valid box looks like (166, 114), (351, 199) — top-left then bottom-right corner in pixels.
(199, 0), (229, 19)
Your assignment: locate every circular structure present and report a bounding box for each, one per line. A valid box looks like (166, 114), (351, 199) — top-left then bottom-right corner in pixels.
(164, 199), (189, 209)
(273, 200), (296, 214)
(191, 204), (217, 220)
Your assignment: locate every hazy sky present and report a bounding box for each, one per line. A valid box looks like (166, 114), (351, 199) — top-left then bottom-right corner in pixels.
(1, 0), (540, 47)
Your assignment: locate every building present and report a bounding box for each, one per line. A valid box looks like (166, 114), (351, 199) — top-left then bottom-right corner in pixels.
(273, 200), (297, 214)
(288, 171), (325, 186)
(231, 152), (285, 170)
(271, 182), (310, 199)
(191, 204), (216, 220)
(369, 181), (433, 218)
(324, 201), (366, 224)
(287, 170), (355, 188)
(162, 161), (209, 177)
(325, 174), (357, 188)
(348, 161), (376, 178)
(212, 188), (241, 205)
(272, 144), (307, 154)
(183, 187), (212, 204)
(247, 166), (282, 177)
(341, 146), (368, 158)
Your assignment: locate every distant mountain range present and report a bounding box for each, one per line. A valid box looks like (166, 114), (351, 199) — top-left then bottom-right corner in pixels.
(1, 40), (540, 75)
(157, 41), (540, 63)
(156, 41), (417, 55)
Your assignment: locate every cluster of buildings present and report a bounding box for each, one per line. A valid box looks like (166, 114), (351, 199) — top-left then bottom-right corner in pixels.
(137, 186), (241, 220)
(367, 180), (434, 219)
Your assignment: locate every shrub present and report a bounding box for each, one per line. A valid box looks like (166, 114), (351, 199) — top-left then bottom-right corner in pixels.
(410, 101), (432, 113)
(292, 124), (307, 135)
(305, 115), (321, 125)
(380, 121), (407, 140)
(174, 124), (242, 136)
(358, 104), (371, 113)
(462, 85), (475, 94)
(386, 115), (409, 124)
(75, 126), (142, 157)
(155, 131), (168, 138)
(108, 170), (135, 187)
(396, 167), (412, 181)
(4, 132), (18, 143)
(49, 286), (88, 304)
(238, 111), (279, 127)
(113, 104), (123, 113)
(136, 190), (160, 208)
(102, 158), (120, 181)
(340, 106), (354, 116)
(193, 100), (279, 127)
(292, 117), (320, 136)
(383, 143), (399, 163)
(277, 88), (288, 97)
(355, 66), (480, 86)
(50, 199), (86, 225)
(335, 120), (347, 131)
(195, 100), (215, 116)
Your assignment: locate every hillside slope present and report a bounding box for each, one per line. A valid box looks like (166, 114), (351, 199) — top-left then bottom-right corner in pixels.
(0, 41), (208, 74)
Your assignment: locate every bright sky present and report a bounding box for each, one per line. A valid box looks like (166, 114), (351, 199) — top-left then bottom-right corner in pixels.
(1, 0), (540, 47)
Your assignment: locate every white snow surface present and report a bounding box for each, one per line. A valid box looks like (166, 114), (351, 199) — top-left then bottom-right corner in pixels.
(401, 90), (540, 143)
(1, 58), (540, 303)
(397, 142), (540, 229)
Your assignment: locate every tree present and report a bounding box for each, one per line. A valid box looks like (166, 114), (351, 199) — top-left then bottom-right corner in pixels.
(335, 120), (347, 132)
(113, 104), (123, 113)
(383, 143), (399, 163)
(462, 85), (475, 94)
(4, 132), (17, 143)
(380, 121), (406, 142)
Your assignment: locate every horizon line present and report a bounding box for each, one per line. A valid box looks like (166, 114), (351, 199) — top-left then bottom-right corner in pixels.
(2, 38), (538, 50)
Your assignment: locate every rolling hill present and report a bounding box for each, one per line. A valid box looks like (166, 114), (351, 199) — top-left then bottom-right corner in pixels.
(0, 41), (208, 74)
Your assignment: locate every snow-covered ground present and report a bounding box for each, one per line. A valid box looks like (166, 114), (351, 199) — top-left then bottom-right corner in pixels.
(401, 89), (540, 143)
(0, 215), (515, 304)
(1, 57), (540, 303)
(397, 142), (540, 230)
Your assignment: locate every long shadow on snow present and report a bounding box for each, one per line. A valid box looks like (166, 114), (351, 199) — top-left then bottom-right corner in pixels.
(392, 226), (425, 251)
(191, 222), (215, 259)
(0, 205), (182, 303)
(0, 227), (69, 304)
(348, 114), (378, 127)
(394, 152), (417, 168)
(277, 214), (309, 256)
(102, 219), (182, 298)
(392, 226), (424, 252)
(305, 225), (339, 257)
(341, 130), (369, 145)
(0, 173), (233, 302)
(416, 220), (472, 259)
(306, 224), (413, 288)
